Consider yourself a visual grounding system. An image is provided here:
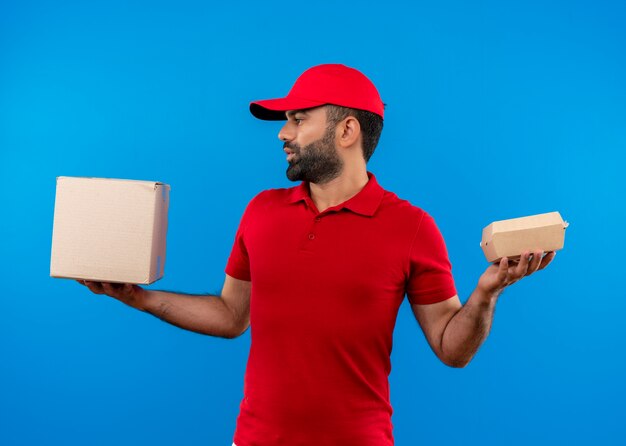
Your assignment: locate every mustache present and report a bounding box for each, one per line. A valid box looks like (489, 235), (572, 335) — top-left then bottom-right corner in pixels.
(283, 142), (300, 153)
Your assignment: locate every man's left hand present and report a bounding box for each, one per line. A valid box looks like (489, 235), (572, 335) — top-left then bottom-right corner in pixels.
(477, 250), (556, 296)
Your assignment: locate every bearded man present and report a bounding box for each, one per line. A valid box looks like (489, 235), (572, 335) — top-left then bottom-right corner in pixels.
(79, 64), (555, 446)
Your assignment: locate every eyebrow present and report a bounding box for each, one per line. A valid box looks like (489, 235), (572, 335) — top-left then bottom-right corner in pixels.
(286, 109), (310, 118)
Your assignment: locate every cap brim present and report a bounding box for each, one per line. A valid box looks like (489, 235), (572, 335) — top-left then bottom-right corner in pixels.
(250, 97), (327, 121)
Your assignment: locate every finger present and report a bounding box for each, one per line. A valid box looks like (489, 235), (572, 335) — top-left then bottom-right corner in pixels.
(101, 282), (123, 297)
(537, 251), (556, 271)
(84, 281), (105, 294)
(497, 257), (509, 284)
(526, 250), (544, 276)
(109, 282), (130, 297)
(511, 251), (531, 280)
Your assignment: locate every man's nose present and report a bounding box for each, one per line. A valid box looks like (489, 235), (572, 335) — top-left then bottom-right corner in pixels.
(278, 122), (294, 142)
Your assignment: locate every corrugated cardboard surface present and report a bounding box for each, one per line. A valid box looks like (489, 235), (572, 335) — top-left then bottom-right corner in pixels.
(481, 212), (568, 262)
(50, 176), (170, 284)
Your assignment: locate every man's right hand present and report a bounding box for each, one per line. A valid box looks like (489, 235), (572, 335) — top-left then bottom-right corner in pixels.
(75, 275), (251, 338)
(76, 280), (147, 311)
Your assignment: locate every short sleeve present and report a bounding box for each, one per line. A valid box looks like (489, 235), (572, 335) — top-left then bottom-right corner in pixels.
(406, 213), (457, 305)
(225, 198), (256, 282)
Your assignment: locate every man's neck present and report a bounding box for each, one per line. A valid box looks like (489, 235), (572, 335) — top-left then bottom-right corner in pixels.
(309, 167), (369, 213)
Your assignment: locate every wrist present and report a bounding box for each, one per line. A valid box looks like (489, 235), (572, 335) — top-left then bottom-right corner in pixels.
(472, 285), (501, 305)
(132, 286), (151, 311)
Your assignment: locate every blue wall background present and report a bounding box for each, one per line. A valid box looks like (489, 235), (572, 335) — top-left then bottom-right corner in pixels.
(1, 1), (625, 445)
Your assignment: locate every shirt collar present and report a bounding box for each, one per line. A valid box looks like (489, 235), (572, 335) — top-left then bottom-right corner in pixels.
(287, 171), (385, 217)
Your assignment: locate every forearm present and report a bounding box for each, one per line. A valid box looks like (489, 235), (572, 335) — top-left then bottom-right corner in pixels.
(440, 288), (501, 367)
(138, 289), (242, 339)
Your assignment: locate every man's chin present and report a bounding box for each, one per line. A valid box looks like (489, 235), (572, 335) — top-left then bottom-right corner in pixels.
(286, 166), (302, 182)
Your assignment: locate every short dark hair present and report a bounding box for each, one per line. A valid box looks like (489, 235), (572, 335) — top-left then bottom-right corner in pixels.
(325, 105), (384, 162)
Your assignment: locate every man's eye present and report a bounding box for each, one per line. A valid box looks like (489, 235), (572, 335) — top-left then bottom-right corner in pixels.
(295, 118), (303, 125)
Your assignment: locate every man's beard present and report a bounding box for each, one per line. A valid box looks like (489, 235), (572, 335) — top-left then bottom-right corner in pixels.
(285, 125), (343, 184)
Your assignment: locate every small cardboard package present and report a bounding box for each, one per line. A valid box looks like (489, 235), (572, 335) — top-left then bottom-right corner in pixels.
(50, 176), (170, 284)
(480, 212), (568, 262)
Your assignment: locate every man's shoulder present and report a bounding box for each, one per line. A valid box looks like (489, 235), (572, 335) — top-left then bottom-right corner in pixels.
(378, 187), (428, 220)
(244, 185), (300, 210)
(377, 190), (445, 242)
(255, 184), (299, 200)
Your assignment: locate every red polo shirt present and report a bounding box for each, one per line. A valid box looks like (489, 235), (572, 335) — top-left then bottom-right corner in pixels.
(226, 172), (456, 446)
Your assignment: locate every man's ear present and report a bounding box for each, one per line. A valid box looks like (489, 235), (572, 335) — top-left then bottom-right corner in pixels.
(337, 116), (361, 148)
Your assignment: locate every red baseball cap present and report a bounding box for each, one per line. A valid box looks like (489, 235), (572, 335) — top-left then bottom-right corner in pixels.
(250, 64), (384, 120)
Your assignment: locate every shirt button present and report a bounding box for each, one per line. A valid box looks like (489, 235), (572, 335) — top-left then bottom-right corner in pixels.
(308, 233), (315, 240)
(314, 217), (321, 222)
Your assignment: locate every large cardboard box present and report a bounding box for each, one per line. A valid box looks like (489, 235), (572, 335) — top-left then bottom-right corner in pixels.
(50, 176), (170, 284)
(480, 212), (568, 262)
